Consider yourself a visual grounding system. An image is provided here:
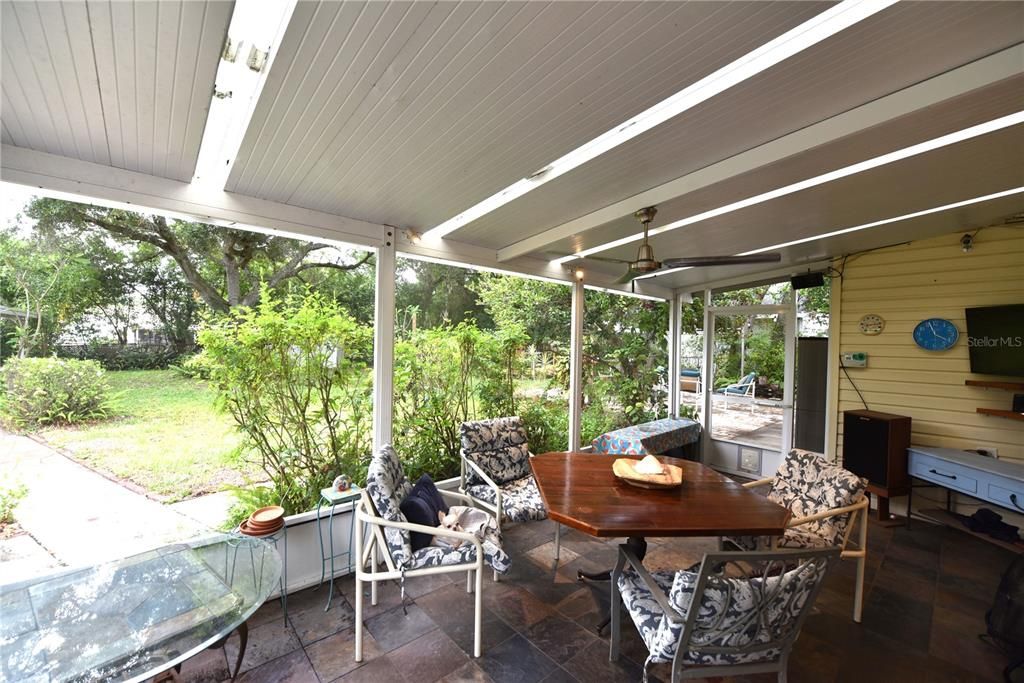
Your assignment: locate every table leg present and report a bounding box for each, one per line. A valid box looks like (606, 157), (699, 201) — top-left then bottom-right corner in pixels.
(316, 498), (326, 588)
(231, 620), (248, 681)
(326, 502), (336, 611)
(577, 536), (647, 582)
(578, 536), (647, 636)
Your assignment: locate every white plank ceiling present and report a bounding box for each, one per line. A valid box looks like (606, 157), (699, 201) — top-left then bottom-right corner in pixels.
(2, 0), (1023, 292)
(226, 0), (828, 224)
(1, 0), (232, 182)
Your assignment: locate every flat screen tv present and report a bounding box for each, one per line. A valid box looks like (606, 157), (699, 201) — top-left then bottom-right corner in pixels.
(965, 304), (1024, 377)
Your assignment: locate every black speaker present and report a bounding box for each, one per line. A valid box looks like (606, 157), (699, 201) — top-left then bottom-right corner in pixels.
(791, 272), (825, 290)
(1014, 393), (1024, 413)
(842, 410), (911, 493)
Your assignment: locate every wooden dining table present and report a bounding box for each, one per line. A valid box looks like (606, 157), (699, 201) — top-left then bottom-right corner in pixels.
(531, 451), (791, 539)
(530, 452), (791, 632)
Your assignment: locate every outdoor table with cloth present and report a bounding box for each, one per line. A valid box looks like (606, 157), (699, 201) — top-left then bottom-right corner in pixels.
(591, 417), (701, 459)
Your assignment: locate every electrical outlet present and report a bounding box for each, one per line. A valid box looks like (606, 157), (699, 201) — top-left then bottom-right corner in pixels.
(972, 447), (998, 459)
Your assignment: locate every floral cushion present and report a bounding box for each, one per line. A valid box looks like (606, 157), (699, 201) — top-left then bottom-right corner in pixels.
(461, 417), (532, 486)
(414, 531), (511, 574)
(617, 560), (826, 666)
(767, 449), (867, 545)
(466, 475), (548, 523)
(365, 445), (414, 568)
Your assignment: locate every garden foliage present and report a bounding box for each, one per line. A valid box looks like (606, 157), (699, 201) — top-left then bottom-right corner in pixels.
(0, 357), (112, 427)
(56, 342), (181, 370)
(200, 287), (374, 516)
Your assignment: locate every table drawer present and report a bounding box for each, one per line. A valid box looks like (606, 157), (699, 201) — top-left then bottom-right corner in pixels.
(988, 483), (1024, 513)
(909, 453), (978, 495)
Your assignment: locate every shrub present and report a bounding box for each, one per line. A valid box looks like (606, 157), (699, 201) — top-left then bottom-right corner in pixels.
(1, 357), (112, 427)
(56, 342), (181, 370)
(200, 287), (374, 516)
(518, 397), (569, 454)
(170, 351), (215, 380)
(0, 478), (28, 525)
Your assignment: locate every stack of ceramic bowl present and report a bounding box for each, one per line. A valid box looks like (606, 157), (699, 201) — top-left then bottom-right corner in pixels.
(239, 505), (285, 536)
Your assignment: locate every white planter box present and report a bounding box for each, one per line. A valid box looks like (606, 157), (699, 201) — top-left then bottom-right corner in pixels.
(273, 476), (460, 596)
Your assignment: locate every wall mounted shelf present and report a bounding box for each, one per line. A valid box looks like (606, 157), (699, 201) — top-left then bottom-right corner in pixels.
(965, 379), (1024, 391)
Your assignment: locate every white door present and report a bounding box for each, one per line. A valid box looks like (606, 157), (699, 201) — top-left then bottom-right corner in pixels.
(701, 301), (795, 478)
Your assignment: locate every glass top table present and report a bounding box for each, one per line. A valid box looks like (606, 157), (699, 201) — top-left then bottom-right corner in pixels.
(1, 534), (281, 683)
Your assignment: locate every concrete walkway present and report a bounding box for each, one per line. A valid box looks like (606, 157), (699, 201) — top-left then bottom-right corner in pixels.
(0, 430), (223, 581)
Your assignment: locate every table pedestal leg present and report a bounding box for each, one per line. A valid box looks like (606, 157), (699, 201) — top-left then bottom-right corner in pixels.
(577, 536), (647, 582)
(577, 536), (647, 636)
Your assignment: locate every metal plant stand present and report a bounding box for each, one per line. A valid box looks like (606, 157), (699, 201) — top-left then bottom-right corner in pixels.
(316, 485), (362, 611)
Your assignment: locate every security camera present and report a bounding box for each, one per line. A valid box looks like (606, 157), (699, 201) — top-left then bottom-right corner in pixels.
(960, 234), (973, 253)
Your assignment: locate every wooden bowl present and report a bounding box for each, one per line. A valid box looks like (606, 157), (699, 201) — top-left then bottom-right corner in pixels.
(612, 458), (683, 489)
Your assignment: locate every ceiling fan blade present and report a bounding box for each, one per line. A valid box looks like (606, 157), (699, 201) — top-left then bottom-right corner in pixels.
(615, 268), (643, 284)
(584, 255), (631, 264)
(661, 253), (782, 269)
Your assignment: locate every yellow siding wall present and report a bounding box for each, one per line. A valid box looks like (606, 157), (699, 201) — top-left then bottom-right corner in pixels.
(835, 226), (1024, 519)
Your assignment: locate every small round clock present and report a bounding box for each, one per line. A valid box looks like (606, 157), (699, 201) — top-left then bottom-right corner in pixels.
(859, 314), (885, 335)
(913, 318), (959, 351)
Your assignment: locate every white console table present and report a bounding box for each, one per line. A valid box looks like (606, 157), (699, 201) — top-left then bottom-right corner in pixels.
(907, 446), (1024, 548)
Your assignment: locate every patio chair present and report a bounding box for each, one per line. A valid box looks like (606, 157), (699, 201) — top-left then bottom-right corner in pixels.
(611, 546), (839, 683)
(717, 372), (757, 412)
(459, 417), (556, 567)
(354, 445), (511, 660)
(724, 448), (870, 622)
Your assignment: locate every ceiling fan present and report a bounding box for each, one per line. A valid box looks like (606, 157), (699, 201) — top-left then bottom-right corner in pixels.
(583, 207), (783, 284)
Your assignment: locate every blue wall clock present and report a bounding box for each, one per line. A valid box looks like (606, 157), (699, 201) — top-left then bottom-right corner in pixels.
(913, 318), (959, 351)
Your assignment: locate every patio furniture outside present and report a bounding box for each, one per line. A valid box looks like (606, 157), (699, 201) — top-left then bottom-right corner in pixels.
(0, 535), (281, 682)
(355, 445), (511, 660)
(612, 546), (839, 682)
(725, 448), (870, 622)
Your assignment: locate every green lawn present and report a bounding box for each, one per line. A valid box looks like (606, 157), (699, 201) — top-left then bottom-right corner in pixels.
(41, 370), (260, 502)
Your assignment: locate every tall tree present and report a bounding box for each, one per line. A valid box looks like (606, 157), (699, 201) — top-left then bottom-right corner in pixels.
(0, 230), (100, 356)
(28, 198), (373, 314)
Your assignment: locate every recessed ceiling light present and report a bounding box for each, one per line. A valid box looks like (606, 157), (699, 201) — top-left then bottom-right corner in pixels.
(632, 186), (1024, 280)
(555, 110), (1024, 265)
(422, 0), (897, 240)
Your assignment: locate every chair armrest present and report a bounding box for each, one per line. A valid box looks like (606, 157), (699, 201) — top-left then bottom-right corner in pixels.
(438, 489), (476, 505)
(618, 546), (685, 625)
(463, 456), (501, 493)
(742, 477), (774, 489)
(786, 497), (868, 528)
(356, 505), (482, 546)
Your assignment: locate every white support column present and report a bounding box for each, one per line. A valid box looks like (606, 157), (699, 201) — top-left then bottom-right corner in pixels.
(700, 290), (714, 455)
(667, 292), (682, 418)
(568, 275), (585, 451)
(373, 236), (396, 450)
(824, 264), (843, 462)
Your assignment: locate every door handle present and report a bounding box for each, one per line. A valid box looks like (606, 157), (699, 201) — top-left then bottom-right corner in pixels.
(1011, 494), (1024, 513)
(928, 469), (957, 480)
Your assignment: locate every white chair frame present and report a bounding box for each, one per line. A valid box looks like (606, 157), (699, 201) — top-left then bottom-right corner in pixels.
(741, 477), (870, 622)
(354, 488), (489, 659)
(610, 546), (839, 683)
(460, 451), (561, 567)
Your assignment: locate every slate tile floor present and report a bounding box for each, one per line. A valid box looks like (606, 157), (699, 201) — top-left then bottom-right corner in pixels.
(170, 518), (1016, 683)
